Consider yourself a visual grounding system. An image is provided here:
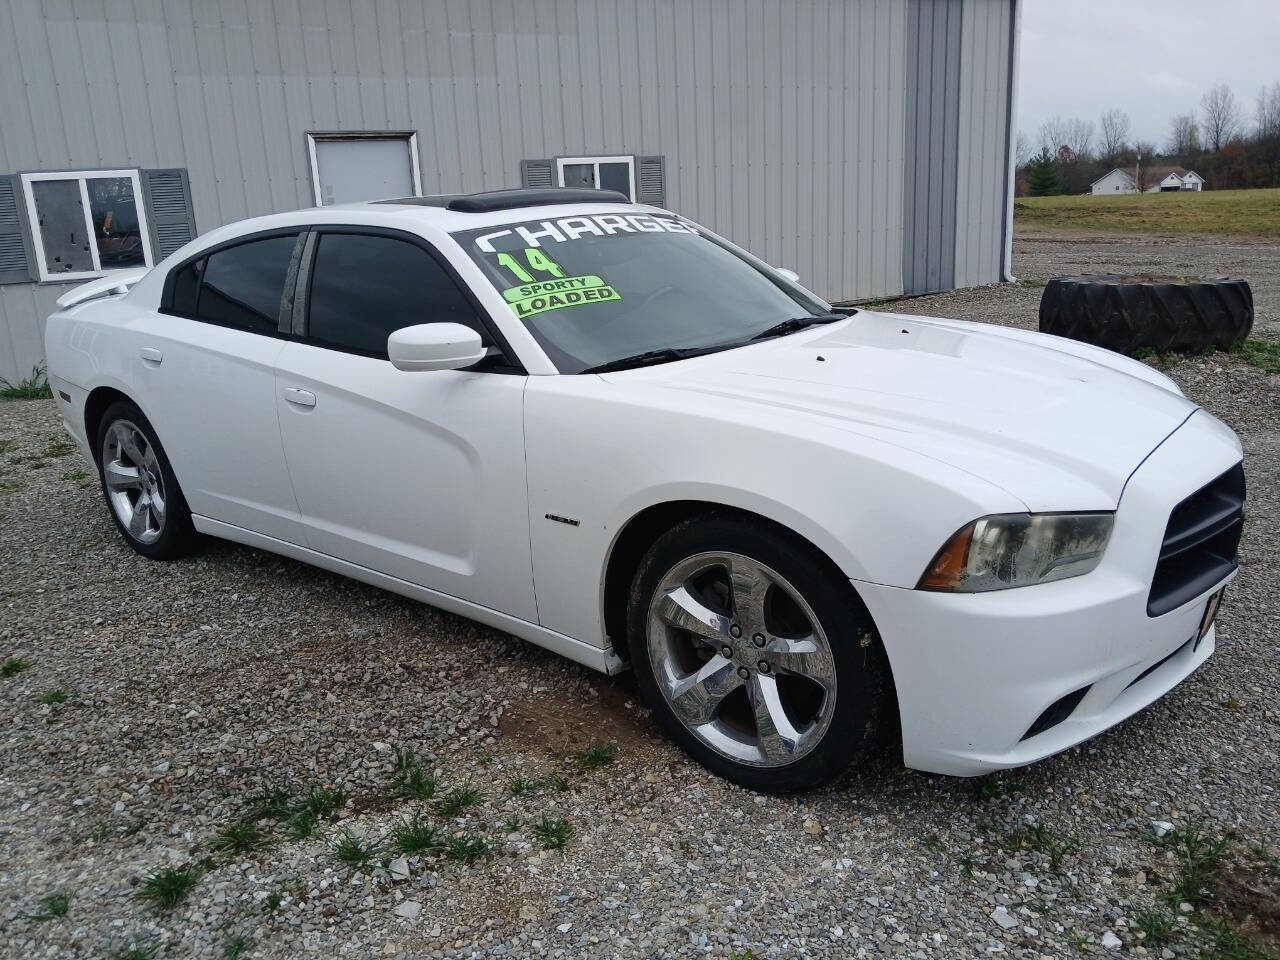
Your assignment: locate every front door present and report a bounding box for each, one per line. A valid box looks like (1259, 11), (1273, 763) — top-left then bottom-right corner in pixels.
(273, 229), (536, 621)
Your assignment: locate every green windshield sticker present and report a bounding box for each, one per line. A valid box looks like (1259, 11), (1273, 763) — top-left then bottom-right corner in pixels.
(504, 280), (622, 319)
(501, 275), (608, 302)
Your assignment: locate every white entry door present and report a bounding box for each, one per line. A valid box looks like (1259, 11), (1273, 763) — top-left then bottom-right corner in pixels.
(309, 135), (420, 205)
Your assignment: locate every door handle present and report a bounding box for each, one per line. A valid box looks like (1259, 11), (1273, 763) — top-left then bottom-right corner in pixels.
(283, 387), (316, 408)
(139, 347), (163, 364)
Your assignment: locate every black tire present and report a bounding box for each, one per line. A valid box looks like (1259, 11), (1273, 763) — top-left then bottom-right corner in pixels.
(1038, 274), (1253, 356)
(94, 399), (198, 560)
(626, 513), (892, 793)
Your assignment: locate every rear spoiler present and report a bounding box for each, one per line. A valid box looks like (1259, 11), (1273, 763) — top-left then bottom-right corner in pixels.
(55, 267), (151, 309)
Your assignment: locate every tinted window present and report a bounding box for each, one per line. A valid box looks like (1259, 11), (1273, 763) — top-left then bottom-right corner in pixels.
(306, 233), (484, 357)
(197, 234), (299, 333)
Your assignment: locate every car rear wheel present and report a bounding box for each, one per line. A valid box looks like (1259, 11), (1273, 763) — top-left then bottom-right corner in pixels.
(627, 514), (891, 792)
(95, 400), (197, 559)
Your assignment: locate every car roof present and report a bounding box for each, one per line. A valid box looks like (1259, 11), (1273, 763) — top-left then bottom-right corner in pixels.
(317, 187), (663, 231)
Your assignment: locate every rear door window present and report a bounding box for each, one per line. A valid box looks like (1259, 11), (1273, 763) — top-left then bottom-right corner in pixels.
(194, 234), (300, 333)
(304, 232), (487, 358)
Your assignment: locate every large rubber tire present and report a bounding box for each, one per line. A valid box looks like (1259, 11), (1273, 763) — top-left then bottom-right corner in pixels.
(1038, 274), (1253, 356)
(94, 399), (199, 560)
(626, 513), (892, 793)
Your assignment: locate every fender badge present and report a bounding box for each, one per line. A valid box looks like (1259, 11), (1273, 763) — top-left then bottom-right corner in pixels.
(545, 513), (580, 527)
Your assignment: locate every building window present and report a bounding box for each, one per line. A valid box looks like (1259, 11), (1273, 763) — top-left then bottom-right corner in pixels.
(307, 133), (422, 206)
(556, 156), (636, 200)
(19, 170), (154, 282)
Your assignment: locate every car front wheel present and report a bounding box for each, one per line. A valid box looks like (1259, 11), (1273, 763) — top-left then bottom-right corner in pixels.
(95, 399), (197, 560)
(627, 513), (891, 793)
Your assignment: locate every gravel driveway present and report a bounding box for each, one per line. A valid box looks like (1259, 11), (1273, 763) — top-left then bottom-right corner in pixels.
(2, 228), (1277, 960)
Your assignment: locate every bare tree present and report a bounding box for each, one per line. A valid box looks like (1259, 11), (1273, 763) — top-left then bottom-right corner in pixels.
(1037, 116), (1070, 155)
(1200, 83), (1240, 151)
(1063, 118), (1095, 161)
(1038, 115), (1094, 161)
(1015, 131), (1031, 168)
(1168, 113), (1200, 155)
(1257, 82), (1280, 140)
(1098, 109), (1130, 163)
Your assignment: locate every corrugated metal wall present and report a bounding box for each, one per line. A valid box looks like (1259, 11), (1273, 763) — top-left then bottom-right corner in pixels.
(0, 0), (1016, 383)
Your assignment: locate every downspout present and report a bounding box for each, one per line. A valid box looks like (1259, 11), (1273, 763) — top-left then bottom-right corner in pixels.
(1000, 0), (1022, 282)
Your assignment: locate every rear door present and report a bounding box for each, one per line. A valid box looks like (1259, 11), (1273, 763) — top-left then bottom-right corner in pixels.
(272, 227), (537, 621)
(131, 230), (306, 543)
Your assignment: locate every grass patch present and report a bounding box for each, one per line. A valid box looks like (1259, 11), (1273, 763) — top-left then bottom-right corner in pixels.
(0, 365), (52, 400)
(1007, 822), (1078, 873)
(1199, 917), (1273, 960)
(443, 831), (490, 864)
(390, 811), (442, 855)
(436, 781), (483, 817)
(390, 747), (437, 800)
(1014, 188), (1280, 237)
(329, 828), (384, 869)
(209, 819), (268, 857)
(37, 688), (71, 705)
(1152, 819), (1232, 908)
(1133, 907), (1176, 947)
(544, 774), (570, 792)
(244, 782), (345, 839)
(534, 815), (572, 850)
(138, 865), (200, 912)
(503, 815), (521, 833)
(27, 891), (70, 921)
(262, 890), (283, 913)
(42, 434), (77, 458)
(293, 785), (347, 818)
(61, 467), (92, 487)
(221, 936), (250, 960)
(1236, 337), (1280, 375)
(506, 774), (539, 798)
(108, 943), (160, 960)
(2, 657), (32, 677)
(568, 741), (617, 770)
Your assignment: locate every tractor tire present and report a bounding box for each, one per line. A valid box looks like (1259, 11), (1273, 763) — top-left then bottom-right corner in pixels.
(1038, 274), (1253, 356)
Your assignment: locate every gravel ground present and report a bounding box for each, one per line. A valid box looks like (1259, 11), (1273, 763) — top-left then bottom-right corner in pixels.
(1, 227), (1277, 960)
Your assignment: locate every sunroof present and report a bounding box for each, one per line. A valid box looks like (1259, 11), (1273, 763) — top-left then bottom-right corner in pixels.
(372, 188), (630, 212)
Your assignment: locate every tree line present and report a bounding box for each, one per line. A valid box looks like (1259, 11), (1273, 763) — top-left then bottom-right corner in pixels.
(1018, 81), (1280, 196)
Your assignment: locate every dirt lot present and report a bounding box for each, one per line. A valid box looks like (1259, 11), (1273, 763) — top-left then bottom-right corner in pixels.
(1, 228), (1277, 960)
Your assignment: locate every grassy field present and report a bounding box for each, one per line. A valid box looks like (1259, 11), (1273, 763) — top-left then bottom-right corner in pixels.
(1014, 187), (1280, 237)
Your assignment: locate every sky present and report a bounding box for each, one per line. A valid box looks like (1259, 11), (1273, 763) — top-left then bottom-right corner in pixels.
(1017, 0), (1280, 153)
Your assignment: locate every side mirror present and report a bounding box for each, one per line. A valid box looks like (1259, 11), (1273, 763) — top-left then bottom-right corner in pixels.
(388, 323), (488, 372)
(775, 267), (800, 284)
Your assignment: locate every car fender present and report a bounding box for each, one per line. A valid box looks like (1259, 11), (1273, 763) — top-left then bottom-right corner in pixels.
(524, 374), (1026, 647)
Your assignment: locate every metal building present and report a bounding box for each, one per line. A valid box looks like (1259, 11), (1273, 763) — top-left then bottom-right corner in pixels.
(0, 0), (1019, 383)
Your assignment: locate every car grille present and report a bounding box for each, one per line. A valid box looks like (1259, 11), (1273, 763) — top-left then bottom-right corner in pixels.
(1147, 463), (1245, 617)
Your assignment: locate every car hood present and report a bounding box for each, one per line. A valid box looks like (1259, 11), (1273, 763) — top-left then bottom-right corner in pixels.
(602, 311), (1197, 511)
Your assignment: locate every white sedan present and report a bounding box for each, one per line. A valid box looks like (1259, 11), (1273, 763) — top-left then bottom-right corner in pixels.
(44, 189), (1245, 792)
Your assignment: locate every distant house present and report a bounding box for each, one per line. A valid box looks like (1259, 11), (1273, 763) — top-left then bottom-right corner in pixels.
(1090, 166), (1205, 195)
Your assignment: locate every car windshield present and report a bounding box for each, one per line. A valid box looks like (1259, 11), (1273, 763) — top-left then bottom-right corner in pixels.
(451, 211), (831, 373)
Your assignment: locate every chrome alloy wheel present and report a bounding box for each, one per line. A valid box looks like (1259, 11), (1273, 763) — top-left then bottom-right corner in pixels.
(646, 551), (838, 767)
(101, 420), (166, 545)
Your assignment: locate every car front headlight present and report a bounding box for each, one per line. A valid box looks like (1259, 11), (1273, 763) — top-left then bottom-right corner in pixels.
(917, 513), (1114, 592)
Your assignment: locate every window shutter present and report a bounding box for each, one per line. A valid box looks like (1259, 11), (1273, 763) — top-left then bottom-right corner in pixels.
(0, 175), (36, 285)
(140, 168), (197, 262)
(636, 156), (666, 207)
(520, 159), (555, 189)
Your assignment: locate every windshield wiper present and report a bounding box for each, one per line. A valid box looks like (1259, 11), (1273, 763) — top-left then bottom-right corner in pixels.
(580, 348), (710, 374)
(749, 312), (847, 342)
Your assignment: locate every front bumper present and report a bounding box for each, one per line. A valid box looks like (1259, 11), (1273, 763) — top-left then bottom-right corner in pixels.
(859, 409), (1242, 777)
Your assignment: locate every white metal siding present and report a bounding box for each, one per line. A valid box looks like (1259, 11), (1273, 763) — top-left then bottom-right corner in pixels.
(954, 0), (1014, 288)
(0, 0), (1014, 382)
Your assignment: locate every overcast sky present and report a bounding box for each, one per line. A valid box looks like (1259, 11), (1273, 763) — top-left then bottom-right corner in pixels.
(1017, 0), (1280, 152)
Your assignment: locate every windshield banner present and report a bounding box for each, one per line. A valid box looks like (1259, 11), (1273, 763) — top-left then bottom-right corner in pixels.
(453, 214), (696, 319)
